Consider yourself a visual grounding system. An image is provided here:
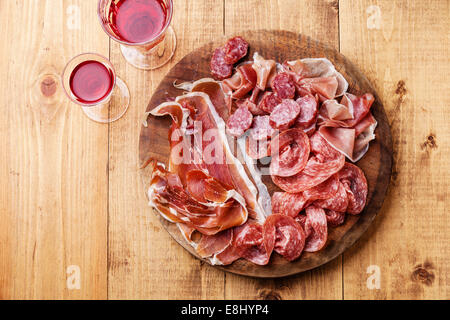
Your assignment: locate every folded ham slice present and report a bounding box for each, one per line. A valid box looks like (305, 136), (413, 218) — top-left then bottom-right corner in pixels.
(318, 93), (377, 162)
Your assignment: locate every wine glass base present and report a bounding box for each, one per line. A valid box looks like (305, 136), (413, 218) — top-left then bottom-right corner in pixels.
(81, 77), (130, 123)
(119, 26), (177, 70)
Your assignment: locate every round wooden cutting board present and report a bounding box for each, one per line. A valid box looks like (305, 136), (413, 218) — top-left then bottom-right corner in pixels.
(139, 30), (393, 278)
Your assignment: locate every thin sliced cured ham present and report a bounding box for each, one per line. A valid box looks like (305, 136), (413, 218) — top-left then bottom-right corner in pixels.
(152, 91), (267, 223)
(318, 93), (376, 162)
(223, 64), (257, 99)
(148, 164), (247, 235)
(252, 52), (276, 90)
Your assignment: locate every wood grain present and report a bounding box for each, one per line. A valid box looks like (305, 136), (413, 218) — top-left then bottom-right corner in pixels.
(0, 0), (108, 299)
(0, 0), (447, 300)
(107, 0), (226, 299)
(339, 0), (450, 299)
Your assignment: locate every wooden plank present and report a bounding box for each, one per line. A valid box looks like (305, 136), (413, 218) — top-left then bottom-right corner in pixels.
(223, 0), (342, 299)
(340, 0), (450, 299)
(0, 0), (108, 299)
(107, 0), (226, 299)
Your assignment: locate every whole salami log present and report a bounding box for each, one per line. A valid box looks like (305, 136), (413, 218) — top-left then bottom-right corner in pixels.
(263, 214), (306, 261)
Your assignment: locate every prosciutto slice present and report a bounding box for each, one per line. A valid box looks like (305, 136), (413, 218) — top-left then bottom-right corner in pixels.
(252, 52), (276, 90)
(223, 64), (257, 99)
(318, 93), (377, 162)
(148, 164), (247, 235)
(151, 91), (266, 223)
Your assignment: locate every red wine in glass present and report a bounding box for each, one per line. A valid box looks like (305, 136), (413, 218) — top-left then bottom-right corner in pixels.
(109, 0), (168, 44)
(62, 53), (130, 123)
(69, 60), (114, 104)
(98, 0), (176, 70)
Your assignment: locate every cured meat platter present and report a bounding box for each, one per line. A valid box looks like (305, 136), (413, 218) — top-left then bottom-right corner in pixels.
(139, 30), (393, 278)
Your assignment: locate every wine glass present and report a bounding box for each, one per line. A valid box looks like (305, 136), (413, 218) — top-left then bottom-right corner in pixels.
(61, 53), (130, 123)
(98, 0), (176, 70)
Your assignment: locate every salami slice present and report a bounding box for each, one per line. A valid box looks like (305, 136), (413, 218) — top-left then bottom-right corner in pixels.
(210, 48), (233, 80)
(269, 99), (301, 131)
(263, 214), (306, 261)
(233, 223), (273, 265)
(325, 210), (346, 227)
(271, 72), (296, 99)
(295, 94), (318, 127)
(249, 115), (275, 140)
(271, 192), (307, 217)
(295, 214), (312, 238)
(304, 205), (328, 252)
(223, 36), (249, 64)
(226, 104), (253, 137)
(314, 181), (349, 212)
(269, 128), (310, 177)
(337, 163), (368, 215)
(271, 134), (345, 193)
(258, 91), (282, 114)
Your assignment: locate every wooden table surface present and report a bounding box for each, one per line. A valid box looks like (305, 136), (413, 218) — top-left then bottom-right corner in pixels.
(0, 0), (448, 300)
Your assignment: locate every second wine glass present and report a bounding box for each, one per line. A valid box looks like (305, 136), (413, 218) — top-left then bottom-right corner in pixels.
(98, 0), (176, 70)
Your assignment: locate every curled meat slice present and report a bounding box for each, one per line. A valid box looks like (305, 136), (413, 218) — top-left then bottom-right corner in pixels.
(249, 115), (275, 141)
(233, 223), (273, 265)
(325, 210), (346, 227)
(270, 128), (310, 177)
(252, 52), (276, 90)
(235, 98), (266, 116)
(271, 72), (296, 99)
(223, 64), (257, 99)
(263, 214), (306, 261)
(196, 229), (232, 258)
(337, 163), (368, 215)
(304, 205), (328, 252)
(295, 214), (312, 238)
(258, 91), (282, 114)
(297, 76), (338, 101)
(226, 104), (253, 137)
(210, 48), (233, 80)
(186, 170), (229, 204)
(223, 36), (249, 64)
(269, 99), (301, 130)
